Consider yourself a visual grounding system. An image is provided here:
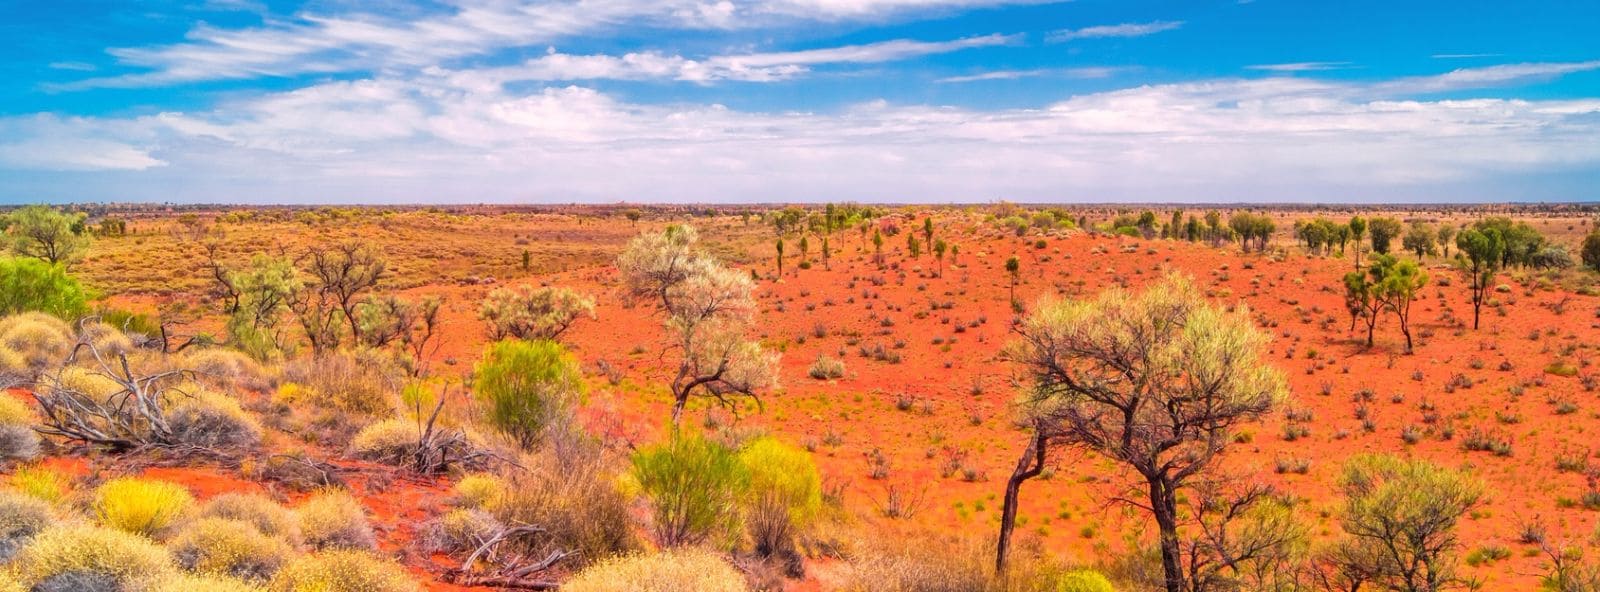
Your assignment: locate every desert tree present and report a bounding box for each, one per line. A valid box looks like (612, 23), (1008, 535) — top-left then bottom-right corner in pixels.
(227, 254), (302, 359)
(1004, 256), (1020, 306)
(618, 225), (779, 424)
(775, 238), (785, 276)
(1584, 230), (1600, 273)
(907, 234), (921, 259)
(1402, 221), (1437, 258)
(1436, 224), (1456, 258)
(798, 235), (809, 267)
(1181, 480), (1307, 592)
(1348, 216), (1367, 269)
(477, 285), (596, 342)
(872, 229), (884, 266)
(1008, 274), (1286, 592)
(1367, 217), (1402, 255)
(923, 216), (934, 247)
(1455, 228), (1504, 330)
(933, 239), (948, 276)
(821, 236), (831, 270)
(1329, 455), (1485, 592)
(1343, 268), (1381, 346)
(303, 242), (386, 341)
(4, 205), (90, 266)
(1473, 216), (1544, 268)
(1372, 255), (1428, 354)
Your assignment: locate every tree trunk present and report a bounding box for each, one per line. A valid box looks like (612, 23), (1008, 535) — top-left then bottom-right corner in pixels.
(1150, 478), (1185, 592)
(996, 429), (1047, 576)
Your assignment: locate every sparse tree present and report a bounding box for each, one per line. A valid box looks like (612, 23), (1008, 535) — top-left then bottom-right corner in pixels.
(1344, 265), (1381, 346)
(1371, 254), (1428, 354)
(478, 285), (596, 342)
(1456, 228), (1505, 330)
(1330, 455), (1485, 592)
(1368, 217), (1402, 255)
(618, 225), (779, 424)
(1582, 230), (1600, 273)
(821, 236), (831, 270)
(1008, 274), (1286, 592)
(1004, 256), (1020, 305)
(1436, 224), (1456, 258)
(872, 229), (884, 266)
(907, 234), (921, 259)
(923, 217), (934, 250)
(933, 239), (947, 276)
(775, 239), (784, 276)
(1402, 221), (1437, 258)
(4, 205), (90, 266)
(303, 242), (386, 342)
(1349, 216), (1367, 269)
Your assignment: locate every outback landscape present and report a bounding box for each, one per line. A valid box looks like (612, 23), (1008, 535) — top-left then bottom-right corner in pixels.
(5, 202), (1600, 591)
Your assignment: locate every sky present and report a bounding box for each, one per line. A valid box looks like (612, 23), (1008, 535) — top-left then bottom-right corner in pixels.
(0, 0), (1597, 204)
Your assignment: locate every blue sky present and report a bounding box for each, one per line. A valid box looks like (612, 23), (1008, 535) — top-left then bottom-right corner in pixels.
(1, 0), (1597, 203)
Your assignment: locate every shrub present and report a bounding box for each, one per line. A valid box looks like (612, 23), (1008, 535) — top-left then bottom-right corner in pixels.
(477, 285), (595, 341)
(182, 349), (273, 393)
(78, 321), (135, 358)
(421, 508), (500, 554)
(168, 389), (263, 449)
(93, 477), (195, 537)
(348, 419), (419, 462)
(10, 463), (71, 503)
(0, 312), (73, 379)
(267, 550), (418, 592)
(0, 395), (40, 462)
(197, 494), (300, 544)
(281, 350), (403, 415)
(632, 432), (748, 547)
(296, 490), (375, 551)
(489, 430), (636, 564)
(452, 473), (505, 509)
(561, 549), (749, 592)
(1057, 569), (1116, 592)
(169, 518), (292, 582)
(836, 531), (990, 592)
(0, 258), (89, 319)
(0, 490), (54, 560)
(472, 340), (583, 448)
(739, 437), (821, 563)
(10, 525), (175, 592)
(807, 356), (845, 380)
(150, 574), (264, 592)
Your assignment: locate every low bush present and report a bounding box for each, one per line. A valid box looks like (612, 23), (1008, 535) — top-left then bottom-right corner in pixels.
(9, 525), (176, 592)
(1056, 569), (1116, 592)
(632, 432), (748, 548)
(281, 349), (404, 416)
(196, 494), (300, 544)
(490, 429), (636, 564)
(0, 395), (41, 462)
(348, 419), (419, 463)
(93, 477), (196, 537)
(9, 463), (71, 503)
(296, 490), (376, 551)
(472, 339), (584, 448)
(739, 437), (822, 564)
(267, 550), (418, 592)
(169, 517), (293, 582)
(150, 574), (264, 592)
(0, 312), (73, 380)
(451, 473), (505, 509)
(168, 389), (263, 450)
(560, 549), (749, 592)
(183, 348), (273, 393)
(420, 508), (500, 554)
(0, 490), (54, 560)
(807, 356), (846, 380)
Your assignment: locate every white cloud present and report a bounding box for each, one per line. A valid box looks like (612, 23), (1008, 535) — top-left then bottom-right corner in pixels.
(937, 66), (1127, 83)
(1047, 20), (1182, 43)
(9, 63), (1600, 202)
(1246, 61), (1354, 73)
(1375, 60), (1600, 94)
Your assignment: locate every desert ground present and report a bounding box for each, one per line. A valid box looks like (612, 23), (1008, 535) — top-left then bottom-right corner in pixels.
(4, 202), (1600, 592)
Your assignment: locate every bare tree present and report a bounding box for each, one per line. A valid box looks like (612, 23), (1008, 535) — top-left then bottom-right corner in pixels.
(1008, 274), (1286, 592)
(304, 242), (386, 341)
(618, 225), (779, 424)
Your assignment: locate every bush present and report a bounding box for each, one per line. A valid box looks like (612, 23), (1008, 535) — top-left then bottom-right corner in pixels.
(93, 477), (196, 537)
(0, 490), (54, 560)
(0, 312), (73, 379)
(9, 525), (175, 592)
(1057, 569), (1116, 592)
(78, 321), (135, 358)
(296, 490), (375, 551)
(10, 463), (71, 503)
(477, 285), (595, 341)
(150, 574), (264, 592)
(267, 550), (418, 592)
(452, 473), (505, 509)
(169, 518), (292, 582)
(421, 508), (500, 554)
(489, 431), (636, 564)
(0, 258), (89, 319)
(561, 549), (749, 592)
(0, 395), (40, 462)
(182, 349), (273, 393)
(168, 389), (263, 449)
(472, 340), (583, 448)
(739, 437), (821, 563)
(807, 356), (845, 380)
(837, 532), (990, 592)
(196, 494), (300, 544)
(281, 350), (403, 415)
(347, 419), (418, 463)
(632, 432), (748, 547)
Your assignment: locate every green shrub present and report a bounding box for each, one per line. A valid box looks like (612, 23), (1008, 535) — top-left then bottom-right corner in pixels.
(561, 549), (749, 592)
(93, 477), (196, 537)
(296, 490), (375, 551)
(9, 463), (71, 503)
(632, 431), (748, 547)
(0, 490), (54, 560)
(739, 437), (821, 562)
(196, 494), (300, 544)
(0, 257), (89, 319)
(9, 525), (175, 592)
(451, 473), (505, 509)
(1058, 569), (1116, 592)
(267, 550), (418, 592)
(169, 518), (292, 582)
(472, 340), (583, 448)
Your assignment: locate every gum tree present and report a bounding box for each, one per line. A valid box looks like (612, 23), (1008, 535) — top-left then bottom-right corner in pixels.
(1008, 274), (1286, 592)
(1372, 254), (1429, 354)
(1455, 228), (1504, 330)
(619, 225), (779, 424)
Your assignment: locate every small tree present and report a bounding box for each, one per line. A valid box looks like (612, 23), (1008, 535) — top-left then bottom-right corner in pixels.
(477, 285), (595, 342)
(1372, 255), (1428, 354)
(1402, 221), (1437, 258)
(1368, 217), (1402, 255)
(632, 431), (748, 547)
(775, 239), (785, 276)
(5, 205), (90, 266)
(473, 339), (584, 449)
(933, 239), (947, 276)
(923, 217), (934, 249)
(1349, 216), (1367, 269)
(1436, 224), (1457, 258)
(821, 237), (831, 270)
(1456, 228), (1504, 330)
(1332, 455), (1485, 592)
(1344, 268), (1380, 346)
(1582, 230), (1600, 273)
(1008, 274), (1286, 592)
(798, 235), (809, 267)
(1004, 256), (1020, 306)
(303, 242), (385, 342)
(618, 226), (779, 424)
(872, 229), (884, 266)
(907, 235), (921, 259)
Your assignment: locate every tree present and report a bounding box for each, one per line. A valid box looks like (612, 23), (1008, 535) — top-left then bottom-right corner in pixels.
(1402, 221), (1437, 258)
(923, 217), (934, 250)
(798, 235), (809, 266)
(1008, 274), (1286, 592)
(474, 339), (584, 449)
(477, 285), (596, 341)
(1349, 216), (1367, 269)
(872, 229), (884, 266)
(1331, 455), (1485, 592)
(1371, 255), (1428, 354)
(4, 205), (90, 266)
(933, 239), (947, 276)
(1456, 228), (1505, 330)
(0, 257), (89, 319)
(618, 225), (779, 424)
(1582, 230), (1600, 273)
(775, 239), (784, 276)
(821, 237), (831, 270)
(1344, 266), (1381, 346)
(1436, 224), (1457, 258)
(1475, 216), (1544, 267)
(1368, 217), (1402, 255)
(303, 242), (385, 342)
(1004, 256), (1020, 306)
(231, 254), (303, 360)
(907, 234), (921, 259)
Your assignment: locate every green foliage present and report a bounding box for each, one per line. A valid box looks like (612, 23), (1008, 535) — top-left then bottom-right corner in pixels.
(739, 437), (823, 527)
(476, 285), (595, 342)
(1473, 216), (1545, 267)
(4, 205), (91, 265)
(1336, 454), (1485, 592)
(1367, 217), (1402, 254)
(93, 477), (196, 537)
(1057, 569), (1117, 592)
(1583, 230), (1600, 273)
(0, 257), (89, 319)
(169, 517), (292, 582)
(632, 431), (749, 547)
(472, 339), (584, 448)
